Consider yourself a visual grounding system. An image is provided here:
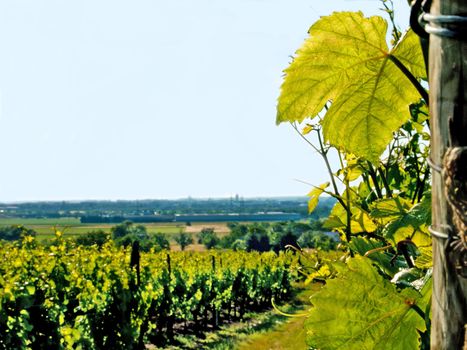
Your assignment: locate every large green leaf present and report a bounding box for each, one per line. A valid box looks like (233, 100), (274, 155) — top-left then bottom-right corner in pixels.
(384, 195), (431, 248)
(349, 237), (406, 276)
(370, 196), (412, 224)
(277, 12), (425, 162)
(305, 256), (427, 350)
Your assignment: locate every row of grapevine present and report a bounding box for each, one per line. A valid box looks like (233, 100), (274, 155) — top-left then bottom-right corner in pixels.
(0, 237), (297, 349)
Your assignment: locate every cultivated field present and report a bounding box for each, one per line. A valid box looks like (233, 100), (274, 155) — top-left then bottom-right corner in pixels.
(0, 218), (231, 243)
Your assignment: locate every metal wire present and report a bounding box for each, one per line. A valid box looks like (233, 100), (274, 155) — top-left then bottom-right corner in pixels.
(424, 24), (461, 39)
(411, 0), (467, 40)
(427, 157), (443, 173)
(428, 225), (451, 240)
(423, 13), (467, 25)
(419, 13), (467, 39)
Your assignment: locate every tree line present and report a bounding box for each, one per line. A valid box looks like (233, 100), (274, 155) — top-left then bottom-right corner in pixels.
(0, 220), (338, 253)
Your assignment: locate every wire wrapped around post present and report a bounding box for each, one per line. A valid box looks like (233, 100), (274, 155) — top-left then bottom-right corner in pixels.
(412, 0), (467, 41)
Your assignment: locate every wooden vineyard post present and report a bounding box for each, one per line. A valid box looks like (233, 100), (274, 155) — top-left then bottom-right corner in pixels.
(427, 0), (467, 348)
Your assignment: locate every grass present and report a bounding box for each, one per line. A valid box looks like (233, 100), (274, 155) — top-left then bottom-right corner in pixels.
(0, 217), (81, 225)
(0, 219), (230, 244)
(234, 284), (319, 350)
(158, 283), (320, 350)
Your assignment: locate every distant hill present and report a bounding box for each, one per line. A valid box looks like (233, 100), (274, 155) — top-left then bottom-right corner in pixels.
(0, 196), (336, 222)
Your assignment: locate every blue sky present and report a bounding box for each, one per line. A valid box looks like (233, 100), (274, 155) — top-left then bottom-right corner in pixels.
(0, 0), (410, 201)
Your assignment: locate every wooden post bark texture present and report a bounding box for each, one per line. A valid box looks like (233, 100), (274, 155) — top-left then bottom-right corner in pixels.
(429, 0), (467, 349)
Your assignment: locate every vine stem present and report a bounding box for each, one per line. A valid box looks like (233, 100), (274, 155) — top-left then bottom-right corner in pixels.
(338, 152), (352, 242)
(290, 122), (321, 154)
(414, 163), (430, 203)
(387, 54), (429, 104)
(384, 135), (398, 178)
(290, 122), (341, 200)
(366, 161), (383, 199)
(378, 167), (393, 198)
(316, 127), (342, 199)
(380, 0), (401, 42)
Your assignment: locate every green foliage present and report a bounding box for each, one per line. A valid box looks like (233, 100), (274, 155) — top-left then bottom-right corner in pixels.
(198, 228), (220, 249)
(152, 233), (170, 251)
(307, 183), (329, 214)
(245, 231), (270, 252)
(221, 221), (335, 253)
(245, 224), (271, 252)
(174, 232), (193, 251)
(349, 236), (405, 277)
(0, 241), (297, 348)
(110, 221), (170, 252)
(115, 232), (170, 253)
(277, 6), (432, 349)
(297, 231), (337, 251)
(74, 230), (110, 247)
(110, 220), (134, 239)
(220, 223), (249, 248)
(0, 225), (36, 241)
(305, 256), (429, 349)
(384, 194), (431, 248)
(231, 239), (247, 251)
(277, 11), (426, 162)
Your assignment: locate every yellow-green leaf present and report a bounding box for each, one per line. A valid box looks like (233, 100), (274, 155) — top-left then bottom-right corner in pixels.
(337, 157), (365, 182)
(415, 246), (433, 269)
(305, 256), (427, 350)
(307, 182), (330, 214)
(26, 285), (35, 295)
(324, 201), (377, 233)
(370, 196), (412, 224)
(277, 12), (388, 124)
(384, 195), (432, 248)
(352, 209), (378, 233)
(277, 12), (426, 162)
(302, 124), (314, 135)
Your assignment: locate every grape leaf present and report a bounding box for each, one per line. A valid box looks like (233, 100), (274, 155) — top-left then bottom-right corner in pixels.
(370, 196), (412, 224)
(305, 256), (427, 350)
(302, 124), (314, 135)
(307, 182), (330, 214)
(324, 196), (377, 234)
(349, 236), (405, 276)
(384, 195), (431, 248)
(415, 246), (432, 269)
(277, 12), (425, 162)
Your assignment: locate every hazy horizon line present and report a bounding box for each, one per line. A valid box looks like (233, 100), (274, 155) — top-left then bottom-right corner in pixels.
(0, 194), (317, 205)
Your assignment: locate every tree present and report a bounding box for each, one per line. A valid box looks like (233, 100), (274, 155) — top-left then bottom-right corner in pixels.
(152, 233), (170, 251)
(110, 221), (148, 240)
(198, 228), (219, 249)
(132, 224), (148, 238)
(269, 223), (301, 252)
(110, 221), (133, 239)
(174, 232), (193, 251)
(74, 230), (109, 247)
(231, 239), (246, 251)
(245, 229), (270, 252)
(298, 231), (337, 251)
(0, 225), (36, 241)
(220, 223), (249, 248)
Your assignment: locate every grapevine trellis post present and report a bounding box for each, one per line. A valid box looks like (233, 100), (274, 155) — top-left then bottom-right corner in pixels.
(423, 0), (467, 348)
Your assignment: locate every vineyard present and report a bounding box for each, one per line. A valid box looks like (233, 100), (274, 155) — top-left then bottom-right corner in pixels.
(0, 236), (298, 349)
